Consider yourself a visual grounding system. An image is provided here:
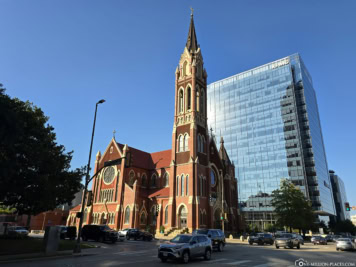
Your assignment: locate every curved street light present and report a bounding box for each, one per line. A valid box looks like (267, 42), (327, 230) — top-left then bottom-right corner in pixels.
(74, 99), (105, 253)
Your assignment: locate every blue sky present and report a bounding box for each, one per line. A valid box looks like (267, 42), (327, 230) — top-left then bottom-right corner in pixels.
(1, 0), (355, 216)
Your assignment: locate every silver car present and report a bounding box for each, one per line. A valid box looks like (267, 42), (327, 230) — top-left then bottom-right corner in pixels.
(158, 234), (212, 263)
(336, 238), (356, 251)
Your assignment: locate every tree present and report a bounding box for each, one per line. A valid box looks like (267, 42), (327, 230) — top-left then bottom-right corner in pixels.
(0, 85), (84, 223)
(330, 219), (356, 235)
(271, 179), (316, 234)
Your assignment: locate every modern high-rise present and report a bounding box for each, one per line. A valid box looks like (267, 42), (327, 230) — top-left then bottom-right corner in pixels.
(329, 170), (350, 222)
(207, 54), (336, 228)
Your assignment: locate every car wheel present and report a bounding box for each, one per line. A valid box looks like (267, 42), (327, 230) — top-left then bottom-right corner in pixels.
(270, 241), (274, 245)
(112, 239), (116, 244)
(99, 236), (104, 243)
(160, 257), (167, 262)
(82, 235), (88, 241)
(126, 235), (130, 240)
(258, 241), (263, 246)
(204, 249), (211, 261)
(182, 251), (189, 264)
(249, 241), (253, 245)
(336, 248), (339, 251)
(275, 245), (279, 249)
(297, 243), (300, 249)
(325, 242), (327, 245)
(218, 242), (224, 252)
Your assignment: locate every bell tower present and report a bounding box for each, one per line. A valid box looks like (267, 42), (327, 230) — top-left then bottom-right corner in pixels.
(172, 11), (208, 162)
(169, 11), (209, 232)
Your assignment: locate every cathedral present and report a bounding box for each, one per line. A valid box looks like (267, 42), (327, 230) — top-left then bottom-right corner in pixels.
(68, 14), (240, 235)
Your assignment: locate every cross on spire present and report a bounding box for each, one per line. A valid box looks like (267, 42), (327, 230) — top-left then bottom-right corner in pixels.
(113, 130), (116, 139)
(186, 8), (198, 52)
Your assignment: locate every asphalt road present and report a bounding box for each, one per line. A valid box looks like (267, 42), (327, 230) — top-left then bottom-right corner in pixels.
(2, 239), (356, 267)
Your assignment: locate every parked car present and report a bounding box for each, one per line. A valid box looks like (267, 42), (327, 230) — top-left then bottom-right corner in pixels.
(126, 228), (153, 241)
(7, 226), (29, 237)
(158, 234), (212, 263)
(324, 235), (334, 242)
(311, 236), (327, 245)
(296, 234), (304, 245)
(192, 229), (226, 251)
(58, 226), (76, 240)
(81, 224), (118, 243)
(332, 235), (342, 242)
(248, 233), (274, 245)
(275, 233), (301, 249)
(118, 228), (136, 237)
(336, 238), (356, 251)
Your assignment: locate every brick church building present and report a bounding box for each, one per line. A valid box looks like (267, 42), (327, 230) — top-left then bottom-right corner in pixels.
(68, 14), (240, 235)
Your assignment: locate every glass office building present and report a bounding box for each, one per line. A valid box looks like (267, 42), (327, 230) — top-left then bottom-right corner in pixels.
(329, 170), (350, 222)
(207, 54), (335, 227)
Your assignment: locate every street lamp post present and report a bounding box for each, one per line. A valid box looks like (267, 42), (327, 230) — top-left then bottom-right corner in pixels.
(74, 99), (105, 253)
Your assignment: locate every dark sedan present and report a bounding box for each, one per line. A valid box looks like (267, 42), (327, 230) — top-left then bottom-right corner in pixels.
(126, 229), (153, 241)
(311, 236), (327, 245)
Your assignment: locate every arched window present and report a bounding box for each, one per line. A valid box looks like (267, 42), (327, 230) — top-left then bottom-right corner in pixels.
(196, 91), (200, 112)
(129, 170), (135, 186)
(184, 134), (189, 151)
(164, 173), (169, 187)
(179, 89), (184, 113)
(140, 212), (146, 225)
(124, 206), (130, 224)
(197, 135), (201, 153)
(186, 175), (189, 195)
(176, 176), (179, 196)
(178, 135), (184, 152)
(200, 90), (204, 114)
(151, 206), (157, 225)
(151, 174), (157, 187)
(200, 176), (203, 196)
(164, 206), (169, 225)
(187, 87), (191, 110)
(183, 61), (188, 76)
(211, 169), (217, 187)
(141, 174), (147, 187)
(181, 174), (184, 196)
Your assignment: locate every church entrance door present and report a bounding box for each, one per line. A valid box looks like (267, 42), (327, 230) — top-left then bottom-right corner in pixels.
(178, 206), (187, 229)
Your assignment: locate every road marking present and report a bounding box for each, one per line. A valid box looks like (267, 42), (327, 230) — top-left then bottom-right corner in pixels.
(208, 258), (229, 263)
(225, 260), (251, 265)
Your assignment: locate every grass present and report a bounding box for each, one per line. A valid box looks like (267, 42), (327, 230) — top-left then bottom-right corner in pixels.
(0, 237), (96, 256)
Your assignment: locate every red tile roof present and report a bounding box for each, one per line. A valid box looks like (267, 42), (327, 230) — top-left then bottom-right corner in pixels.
(148, 187), (170, 198)
(70, 204), (81, 212)
(150, 149), (172, 169)
(117, 142), (171, 170)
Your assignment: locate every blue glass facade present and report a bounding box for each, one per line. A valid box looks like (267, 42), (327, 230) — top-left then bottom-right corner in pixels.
(207, 54), (335, 226)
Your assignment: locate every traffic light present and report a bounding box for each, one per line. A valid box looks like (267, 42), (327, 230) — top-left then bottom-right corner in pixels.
(345, 202), (350, 211)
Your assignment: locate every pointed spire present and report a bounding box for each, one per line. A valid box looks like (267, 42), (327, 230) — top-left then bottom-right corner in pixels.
(186, 9), (198, 52)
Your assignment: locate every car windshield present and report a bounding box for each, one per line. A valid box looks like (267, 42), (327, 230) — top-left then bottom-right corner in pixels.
(282, 234), (292, 238)
(195, 230), (208, 235)
(100, 225), (111, 231)
(338, 238), (350, 242)
(15, 227), (27, 230)
(170, 235), (192, 243)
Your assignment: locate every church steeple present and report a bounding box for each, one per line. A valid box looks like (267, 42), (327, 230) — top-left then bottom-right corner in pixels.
(186, 10), (198, 53)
